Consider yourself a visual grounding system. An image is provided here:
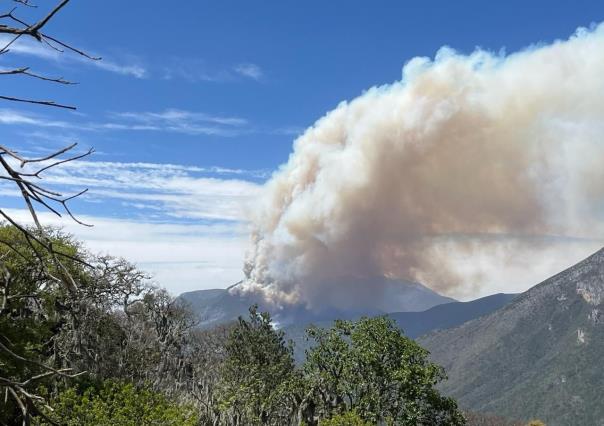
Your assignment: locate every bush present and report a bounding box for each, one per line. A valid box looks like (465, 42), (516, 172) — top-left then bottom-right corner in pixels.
(37, 380), (198, 426)
(320, 410), (372, 425)
(304, 316), (465, 425)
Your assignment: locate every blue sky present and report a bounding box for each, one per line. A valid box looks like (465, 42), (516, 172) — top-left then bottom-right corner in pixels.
(2, 0), (604, 295)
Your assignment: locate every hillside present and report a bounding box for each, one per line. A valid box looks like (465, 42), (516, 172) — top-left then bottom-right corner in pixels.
(419, 248), (604, 425)
(389, 293), (517, 338)
(177, 283), (258, 329)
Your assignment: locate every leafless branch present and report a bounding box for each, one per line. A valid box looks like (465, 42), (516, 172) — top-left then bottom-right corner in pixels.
(0, 94), (76, 109)
(0, 0), (99, 110)
(0, 1), (99, 420)
(42, 33), (100, 60)
(0, 0), (68, 38)
(0, 66), (76, 84)
(13, 0), (37, 8)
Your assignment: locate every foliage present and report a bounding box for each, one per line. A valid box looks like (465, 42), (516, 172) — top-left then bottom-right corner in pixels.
(218, 305), (296, 425)
(36, 380), (198, 426)
(1, 224), (466, 425)
(303, 316), (465, 425)
(319, 410), (372, 426)
(0, 225), (86, 423)
(0, 224), (201, 424)
(1, 0), (99, 414)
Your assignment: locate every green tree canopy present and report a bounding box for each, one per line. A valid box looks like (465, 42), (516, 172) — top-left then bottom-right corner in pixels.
(1, 224), (467, 425)
(37, 380), (198, 426)
(319, 410), (372, 426)
(218, 305), (296, 425)
(0, 225), (86, 423)
(303, 316), (465, 425)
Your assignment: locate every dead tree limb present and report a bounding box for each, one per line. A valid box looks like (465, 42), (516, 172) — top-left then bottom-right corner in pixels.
(0, 1), (99, 423)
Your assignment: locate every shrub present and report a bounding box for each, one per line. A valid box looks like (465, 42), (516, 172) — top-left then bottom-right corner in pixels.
(320, 410), (372, 426)
(37, 380), (198, 426)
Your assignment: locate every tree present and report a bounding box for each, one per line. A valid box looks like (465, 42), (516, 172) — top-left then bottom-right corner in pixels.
(319, 410), (371, 426)
(0, 0), (95, 261)
(53, 255), (155, 382)
(303, 316), (465, 425)
(0, 221), (466, 426)
(185, 324), (232, 425)
(0, 224), (180, 425)
(218, 305), (296, 425)
(0, 1), (98, 420)
(37, 379), (198, 426)
(0, 225), (87, 424)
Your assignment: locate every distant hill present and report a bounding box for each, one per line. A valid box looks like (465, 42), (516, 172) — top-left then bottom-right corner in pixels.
(419, 248), (604, 425)
(178, 283), (257, 329)
(179, 278), (456, 329)
(389, 293), (518, 338)
(283, 292), (517, 363)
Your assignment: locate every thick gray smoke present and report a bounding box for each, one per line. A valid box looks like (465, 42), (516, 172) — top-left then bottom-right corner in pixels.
(239, 24), (604, 309)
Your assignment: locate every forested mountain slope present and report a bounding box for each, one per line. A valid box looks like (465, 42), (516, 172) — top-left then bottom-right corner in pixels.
(419, 248), (604, 425)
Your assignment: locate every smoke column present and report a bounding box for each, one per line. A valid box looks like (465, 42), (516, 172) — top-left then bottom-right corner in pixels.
(240, 24), (604, 309)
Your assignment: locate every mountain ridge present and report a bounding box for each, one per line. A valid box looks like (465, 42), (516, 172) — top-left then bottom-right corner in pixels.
(418, 247), (604, 425)
(283, 292), (517, 363)
(179, 277), (457, 328)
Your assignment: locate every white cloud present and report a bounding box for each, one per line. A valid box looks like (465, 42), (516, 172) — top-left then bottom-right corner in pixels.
(93, 60), (147, 79)
(163, 58), (264, 83)
(1, 36), (56, 59)
(1, 36), (266, 83)
(57, 160), (266, 177)
(0, 108), (250, 136)
(0, 108), (73, 128)
(109, 108), (248, 136)
(1, 160), (263, 296)
(234, 63), (263, 80)
(5, 158), (264, 222)
(162, 60), (232, 83)
(3, 209), (248, 295)
(0, 35), (147, 78)
(115, 109), (248, 126)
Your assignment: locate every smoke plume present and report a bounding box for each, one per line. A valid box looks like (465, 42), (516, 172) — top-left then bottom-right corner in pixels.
(240, 24), (604, 309)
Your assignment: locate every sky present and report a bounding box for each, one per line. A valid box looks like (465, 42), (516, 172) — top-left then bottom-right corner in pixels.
(2, 0), (604, 297)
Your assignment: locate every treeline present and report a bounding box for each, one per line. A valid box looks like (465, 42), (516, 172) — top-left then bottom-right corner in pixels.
(0, 225), (464, 425)
(1, 226), (540, 425)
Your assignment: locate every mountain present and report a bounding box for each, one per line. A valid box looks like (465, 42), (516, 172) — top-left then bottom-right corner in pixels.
(178, 278), (456, 329)
(418, 248), (604, 426)
(389, 293), (517, 338)
(283, 292), (517, 363)
(178, 283), (259, 329)
(375, 278), (458, 312)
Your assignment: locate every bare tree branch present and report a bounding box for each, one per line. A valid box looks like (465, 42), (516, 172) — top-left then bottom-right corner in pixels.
(0, 0), (69, 38)
(0, 1), (100, 421)
(0, 94), (76, 109)
(27, 0), (69, 34)
(0, 66), (76, 84)
(13, 0), (37, 8)
(41, 33), (100, 60)
(0, 0), (99, 109)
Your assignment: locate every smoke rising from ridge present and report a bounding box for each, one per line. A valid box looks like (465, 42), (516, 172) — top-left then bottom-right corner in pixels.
(239, 24), (604, 309)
